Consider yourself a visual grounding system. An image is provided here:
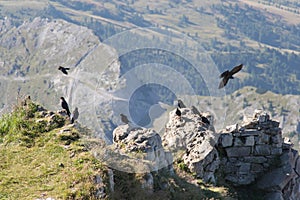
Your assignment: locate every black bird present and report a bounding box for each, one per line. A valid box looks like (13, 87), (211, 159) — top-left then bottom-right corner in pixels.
(191, 106), (210, 125)
(60, 97), (71, 117)
(201, 115), (210, 125)
(218, 64), (243, 89)
(71, 107), (79, 124)
(58, 66), (70, 75)
(177, 99), (186, 108)
(175, 108), (181, 117)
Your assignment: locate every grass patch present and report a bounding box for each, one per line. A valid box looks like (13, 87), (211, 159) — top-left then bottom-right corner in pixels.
(0, 101), (109, 199)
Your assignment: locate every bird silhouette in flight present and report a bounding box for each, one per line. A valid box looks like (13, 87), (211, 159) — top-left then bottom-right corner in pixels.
(218, 64), (243, 89)
(58, 66), (70, 75)
(60, 97), (71, 117)
(71, 107), (79, 123)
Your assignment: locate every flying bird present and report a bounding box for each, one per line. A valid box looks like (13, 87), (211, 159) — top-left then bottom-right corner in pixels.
(177, 99), (186, 108)
(60, 97), (71, 117)
(58, 66), (70, 75)
(218, 64), (243, 89)
(120, 113), (130, 124)
(71, 107), (79, 124)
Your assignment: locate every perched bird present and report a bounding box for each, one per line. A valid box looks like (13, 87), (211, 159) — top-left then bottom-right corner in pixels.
(58, 66), (70, 75)
(120, 113), (130, 124)
(191, 106), (201, 116)
(218, 64), (243, 89)
(191, 106), (210, 125)
(175, 108), (181, 117)
(60, 97), (71, 117)
(201, 115), (210, 125)
(71, 107), (79, 124)
(177, 99), (186, 108)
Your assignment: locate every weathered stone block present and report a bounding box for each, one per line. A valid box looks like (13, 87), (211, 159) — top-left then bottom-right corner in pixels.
(244, 156), (267, 164)
(272, 143), (282, 148)
(236, 173), (255, 185)
(256, 133), (269, 144)
(239, 163), (251, 173)
(271, 134), (282, 144)
(224, 163), (238, 173)
(240, 130), (260, 136)
(234, 137), (244, 146)
(226, 147), (251, 157)
(271, 147), (282, 155)
(251, 163), (264, 173)
(220, 133), (233, 147)
(254, 145), (271, 156)
(245, 136), (255, 146)
(264, 127), (281, 136)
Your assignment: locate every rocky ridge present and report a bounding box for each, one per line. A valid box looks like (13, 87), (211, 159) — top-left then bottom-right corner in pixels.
(109, 106), (300, 199)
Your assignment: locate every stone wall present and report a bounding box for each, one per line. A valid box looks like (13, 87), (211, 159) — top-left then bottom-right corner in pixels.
(218, 109), (300, 200)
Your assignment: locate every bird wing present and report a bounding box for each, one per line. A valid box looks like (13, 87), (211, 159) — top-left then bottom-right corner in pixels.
(65, 68), (70, 70)
(219, 70), (229, 78)
(230, 64), (243, 75)
(218, 77), (229, 89)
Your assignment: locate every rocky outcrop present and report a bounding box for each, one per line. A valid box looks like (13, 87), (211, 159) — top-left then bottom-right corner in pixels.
(218, 109), (300, 199)
(162, 107), (219, 184)
(108, 107), (300, 199)
(112, 124), (173, 173)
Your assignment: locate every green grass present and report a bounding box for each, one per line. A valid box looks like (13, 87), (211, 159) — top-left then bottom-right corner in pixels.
(0, 100), (108, 199)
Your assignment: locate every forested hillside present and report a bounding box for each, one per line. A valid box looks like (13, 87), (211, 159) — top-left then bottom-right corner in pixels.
(0, 0), (299, 95)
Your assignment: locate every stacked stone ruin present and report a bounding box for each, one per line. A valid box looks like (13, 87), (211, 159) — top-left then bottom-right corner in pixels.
(218, 109), (300, 200)
(218, 109), (283, 185)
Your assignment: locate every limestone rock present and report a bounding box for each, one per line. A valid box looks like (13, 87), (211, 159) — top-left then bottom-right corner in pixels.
(162, 107), (219, 184)
(112, 125), (172, 172)
(219, 133), (233, 147)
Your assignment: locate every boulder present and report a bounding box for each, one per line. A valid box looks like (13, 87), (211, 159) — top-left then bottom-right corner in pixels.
(112, 125), (172, 172)
(163, 107), (219, 184)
